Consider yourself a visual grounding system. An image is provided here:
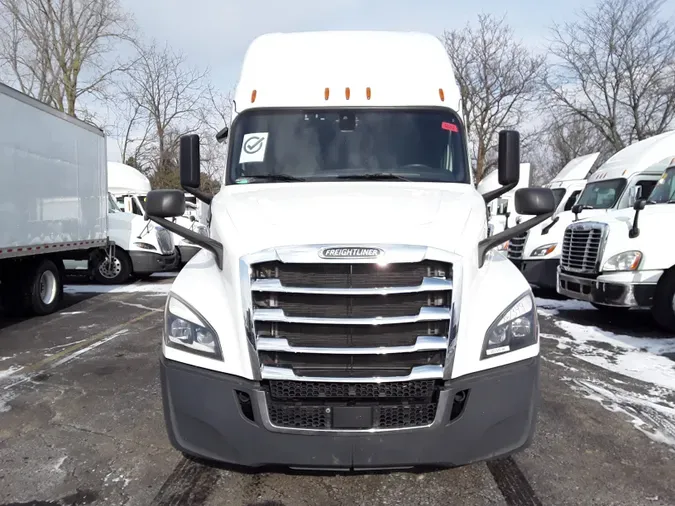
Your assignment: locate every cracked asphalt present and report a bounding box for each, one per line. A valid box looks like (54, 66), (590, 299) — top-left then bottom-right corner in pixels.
(0, 277), (673, 506)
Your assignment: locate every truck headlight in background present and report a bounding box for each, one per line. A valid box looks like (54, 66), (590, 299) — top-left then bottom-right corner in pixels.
(133, 242), (157, 251)
(481, 292), (537, 359)
(164, 295), (222, 359)
(602, 251), (642, 272)
(531, 243), (556, 257)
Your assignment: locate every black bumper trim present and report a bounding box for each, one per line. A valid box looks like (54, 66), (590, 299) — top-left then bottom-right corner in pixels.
(160, 356), (540, 469)
(511, 258), (559, 290)
(129, 250), (178, 274)
(558, 271), (656, 308)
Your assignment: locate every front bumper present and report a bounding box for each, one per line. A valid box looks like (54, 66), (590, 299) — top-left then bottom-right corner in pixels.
(557, 270), (656, 308)
(160, 356), (540, 470)
(129, 250), (178, 274)
(511, 258), (559, 290)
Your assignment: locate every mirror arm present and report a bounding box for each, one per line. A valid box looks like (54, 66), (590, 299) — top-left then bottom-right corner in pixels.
(541, 216), (559, 235)
(478, 212), (554, 268)
(147, 215), (223, 269)
(182, 185), (213, 205)
(629, 207), (642, 239)
(482, 182), (517, 204)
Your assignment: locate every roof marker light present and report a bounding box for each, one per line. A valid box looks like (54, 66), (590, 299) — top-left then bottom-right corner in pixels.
(439, 88), (445, 101)
(345, 87), (350, 100)
(251, 90), (257, 103)
(325, 87), (330, 100)
(366, 87), (371, 100)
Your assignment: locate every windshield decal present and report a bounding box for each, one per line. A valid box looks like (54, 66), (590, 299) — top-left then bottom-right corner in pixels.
(239, 132), (269, 163)
(441, 121), (458, 132)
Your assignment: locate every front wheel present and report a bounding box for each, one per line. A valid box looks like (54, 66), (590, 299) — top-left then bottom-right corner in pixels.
(28, 259), (64, 315)
(652, 271), (675, 333)
(92, 249), (131, 285)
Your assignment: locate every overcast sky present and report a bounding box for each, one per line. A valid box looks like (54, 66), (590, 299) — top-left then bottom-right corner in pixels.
(119, 0), (592, 93)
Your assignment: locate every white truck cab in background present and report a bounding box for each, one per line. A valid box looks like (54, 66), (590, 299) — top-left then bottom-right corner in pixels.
(143, 31), (556, 470)
(558, 159), (675, 331)
(108, 162), (206, 265)
(478, 163), (532, 236)
(507, 152), (599, 290)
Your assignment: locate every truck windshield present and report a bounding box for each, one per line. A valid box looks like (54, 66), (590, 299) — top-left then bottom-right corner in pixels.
(226, 108), (469, 184)
(648, 167), (675, 203)
(575, 178), (627, 209)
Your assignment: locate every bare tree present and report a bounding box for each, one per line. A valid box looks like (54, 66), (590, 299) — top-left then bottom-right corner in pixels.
(121, 41), (210, 174)
(544, 0), (675, 151)
(443, 14), (546, 182)
(0, 0), (134, 116)
(196, 86), (233, 191)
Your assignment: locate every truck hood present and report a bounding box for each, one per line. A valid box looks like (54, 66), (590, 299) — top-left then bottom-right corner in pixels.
(212, 182), (486, 257)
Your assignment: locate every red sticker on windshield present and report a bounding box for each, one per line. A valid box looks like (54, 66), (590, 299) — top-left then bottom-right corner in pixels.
(442, 122), (458, 132)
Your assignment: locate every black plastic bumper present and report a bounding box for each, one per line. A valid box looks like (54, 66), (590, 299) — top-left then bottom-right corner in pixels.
(177, 245), (200, 264)
(160, 356), (540, 470)
(557, 271), (656, 308)
(511, 258), (559, 290)
(129, 250), (178, 274)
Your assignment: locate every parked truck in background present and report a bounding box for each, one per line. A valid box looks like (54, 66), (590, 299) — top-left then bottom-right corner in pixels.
(508, 130), (675, 293)
(143, 31), (556, 470)
(507, 152), (600, 290)
(0, 82), (109, 315)
(478, 162), (532, 236)
(108, 162), (206, 265)
(558, 158), (675, 331)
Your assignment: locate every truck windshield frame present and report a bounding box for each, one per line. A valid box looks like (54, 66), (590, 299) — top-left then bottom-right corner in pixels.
(575, 178), (627, 209)
(224, 107), (470, 186)
(648, 167), (675, 204)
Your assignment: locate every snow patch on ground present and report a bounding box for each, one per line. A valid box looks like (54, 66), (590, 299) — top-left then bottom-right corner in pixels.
(0, 365), (23, 381)
(52, 329), (129, 367)
(64, 283), (171, 295)
(544, 321), (675, 390)
(60, 311), (85, 315)
(0, 390), (17, 413)
(536, 297), (594, 316)
(568, 378), (675, 448)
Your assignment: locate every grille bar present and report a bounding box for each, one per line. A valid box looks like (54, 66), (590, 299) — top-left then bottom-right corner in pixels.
(560, 224), (605, 274)
(268, 379), (438, 400)
(257, 335), (448, 354)
(507, 232), (528, 260)
(260, 364), (445, 382)
(253, 306), (451, 325)
(252, 277), (453, 294)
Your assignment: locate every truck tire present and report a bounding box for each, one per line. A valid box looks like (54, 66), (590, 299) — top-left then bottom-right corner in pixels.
(651, 270), (675, 333)
(26, 259), (64, 316)
(93, 249), (131, 285)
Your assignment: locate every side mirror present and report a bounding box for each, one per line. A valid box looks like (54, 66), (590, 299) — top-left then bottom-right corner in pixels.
(145, 189), (186, 218)
(629, 198), (647, 238)
(215, 126), (229, 144)
(180, 134), (201, 188)
(627, 186), (641, 206)
(633, 197), (647, 211)
(571, 203), (582, 221)
(497, 130), (520, 186)
(514, 188), (555, 216)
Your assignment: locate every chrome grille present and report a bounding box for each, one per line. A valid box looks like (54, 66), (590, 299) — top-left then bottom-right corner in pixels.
(507, 232), (528, 260)
(247, 249), (454, 431)
(156, 228), (174, 254)
(560, 223), (606, 274)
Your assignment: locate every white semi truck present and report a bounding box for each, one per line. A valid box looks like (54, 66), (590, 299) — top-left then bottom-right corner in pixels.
(108, 162), (204, 265)
(143, 31), (556, 469)
(507, 131), (675, 292)
(507, 152), (599, 290)
(557, 158), (675, 331)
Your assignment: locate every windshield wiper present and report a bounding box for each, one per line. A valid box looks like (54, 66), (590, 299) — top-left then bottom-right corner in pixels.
(336, 173), (411, 181)
(238, 174), (306, 182)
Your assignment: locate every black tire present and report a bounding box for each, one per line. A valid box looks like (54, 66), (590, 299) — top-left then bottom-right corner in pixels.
(92, 248), (132, 285)
(26, 259), (64, 316)
(652, 270), (675, 333)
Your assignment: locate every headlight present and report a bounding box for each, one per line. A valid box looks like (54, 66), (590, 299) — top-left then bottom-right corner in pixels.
(195, 224), (209, 237)
(164, 295), (222, 359)
(531, 243), (556, 257)
(133, 242), (157, 251)
(497, 241), (509, 251)
(481, 292), (537, 359)
(602, 251), (642, 272)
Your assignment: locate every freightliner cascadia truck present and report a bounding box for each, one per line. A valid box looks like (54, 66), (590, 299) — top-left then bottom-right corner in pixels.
(143, 31), (555, 470)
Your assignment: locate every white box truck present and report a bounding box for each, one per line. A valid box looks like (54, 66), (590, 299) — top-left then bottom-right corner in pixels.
(506, 152), (599, 290)
(143, 31), (556, 470)
(0, 82), (109, 315)
(557, 157), (675, 331)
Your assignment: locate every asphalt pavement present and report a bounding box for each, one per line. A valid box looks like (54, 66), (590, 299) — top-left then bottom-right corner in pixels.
(0, 276), (673, 506)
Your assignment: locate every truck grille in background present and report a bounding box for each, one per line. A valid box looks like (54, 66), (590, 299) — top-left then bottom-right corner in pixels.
(560, 224), (605, 274)
(250, 258), (453, 431)
(156, 228), (174, 254)
(507, 232), (528, 260)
